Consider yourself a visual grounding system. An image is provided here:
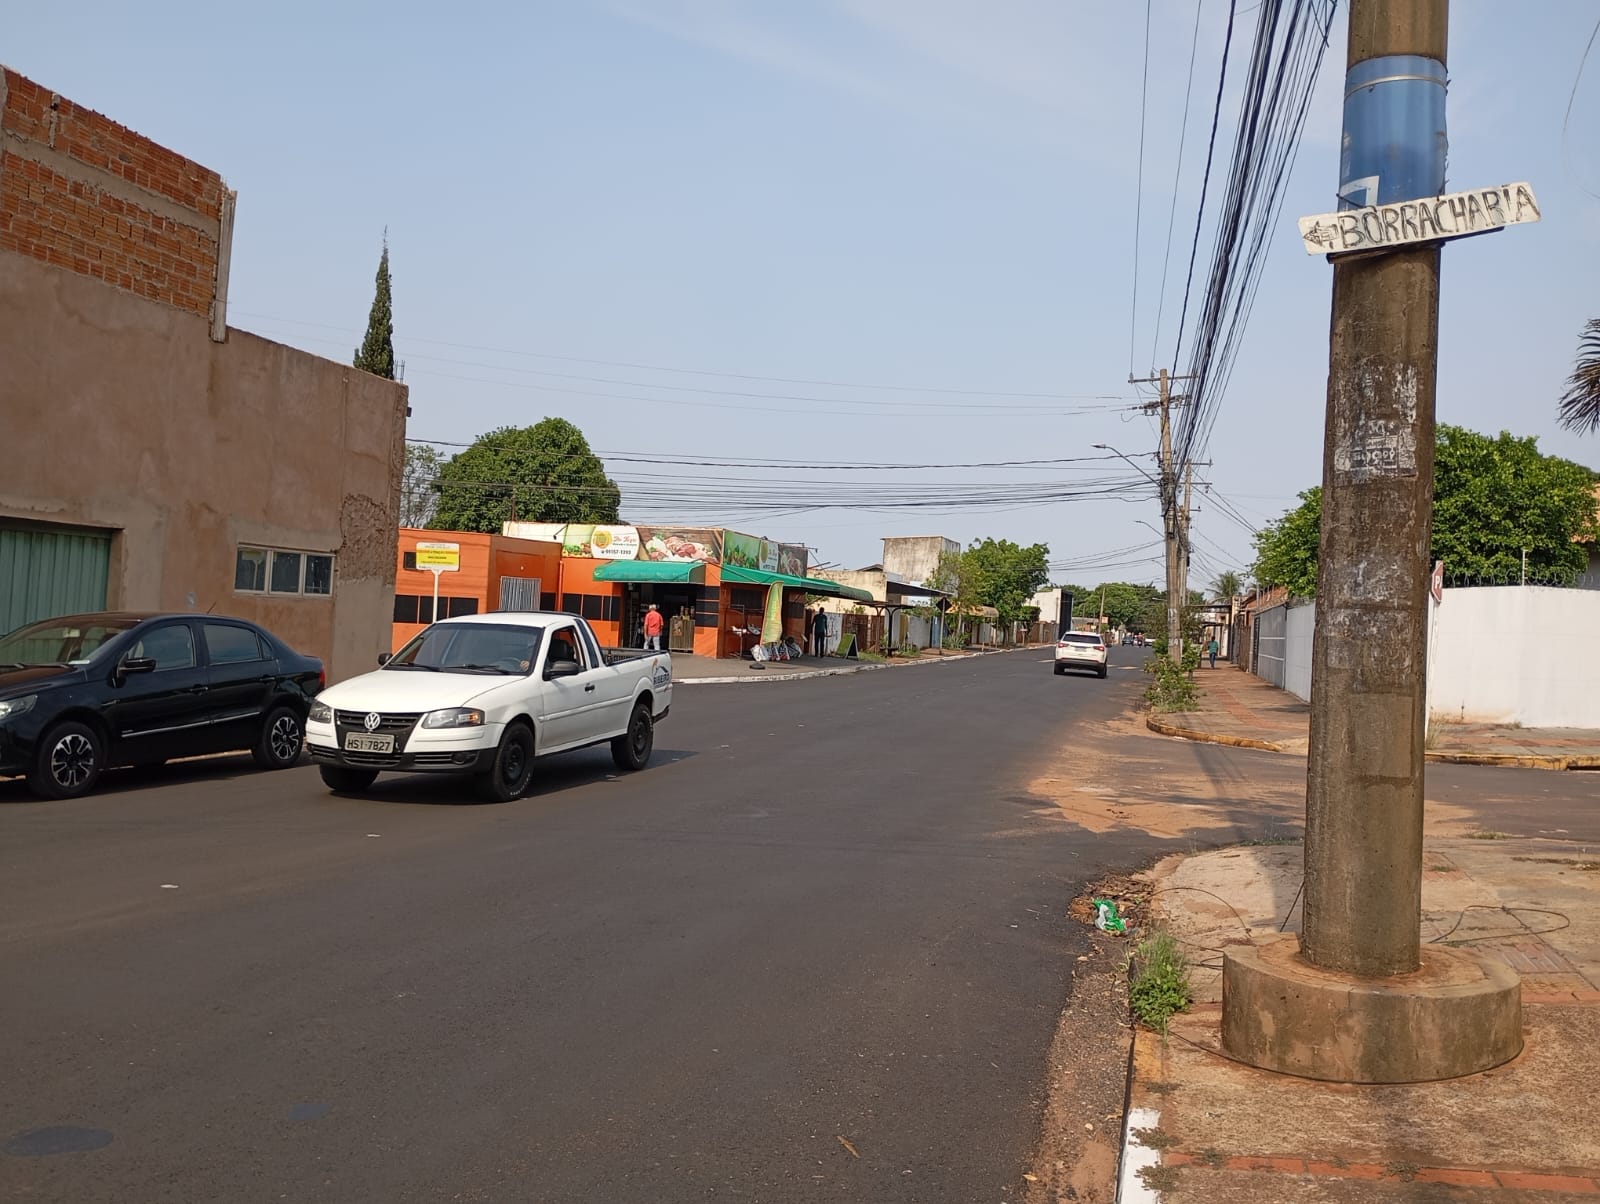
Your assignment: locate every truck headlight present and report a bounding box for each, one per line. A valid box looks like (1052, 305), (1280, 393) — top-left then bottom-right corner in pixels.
(422, 708), (486, 729)
(0, 694), (36, 721)
(308, 700), (332, 724)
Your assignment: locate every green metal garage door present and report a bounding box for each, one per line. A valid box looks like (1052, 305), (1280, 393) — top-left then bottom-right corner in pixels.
(0, 524), (113, 635)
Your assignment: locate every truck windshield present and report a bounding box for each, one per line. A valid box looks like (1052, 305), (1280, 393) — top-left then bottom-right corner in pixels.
(387, 624), (543, 675)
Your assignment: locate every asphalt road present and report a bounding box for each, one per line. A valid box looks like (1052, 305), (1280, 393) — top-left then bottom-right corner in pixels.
(1, 647), (1164, 1204)
(6, 649), (1596, 1203)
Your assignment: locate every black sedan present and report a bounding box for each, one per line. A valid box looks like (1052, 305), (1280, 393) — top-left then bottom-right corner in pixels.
(0, 612), (324, 799)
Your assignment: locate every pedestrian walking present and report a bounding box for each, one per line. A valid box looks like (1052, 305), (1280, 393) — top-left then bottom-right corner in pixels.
(643, 604), (664, 652)
(1207, 635), (1219, 669)
(810, 607), (828, 658)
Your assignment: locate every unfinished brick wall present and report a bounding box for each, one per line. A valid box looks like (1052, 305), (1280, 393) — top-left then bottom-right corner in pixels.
(0, 66), (232, 323)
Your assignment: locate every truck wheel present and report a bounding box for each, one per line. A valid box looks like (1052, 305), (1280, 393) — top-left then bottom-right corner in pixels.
(476, 723), (535, 802)
(29, 720), (105, 799)
(320, 765), (378, 794)
(611, 703), (654, 772)
(253, 706), (304, 769)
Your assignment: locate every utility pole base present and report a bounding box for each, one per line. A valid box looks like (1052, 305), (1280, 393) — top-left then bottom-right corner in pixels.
(1220, 934), (1522, 1083)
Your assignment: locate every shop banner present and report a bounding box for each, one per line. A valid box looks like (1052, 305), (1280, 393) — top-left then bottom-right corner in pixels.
(760, 581), (785, 646)
(724, 531), (780, 572)
(638, 527), (722, 564)
(502, 523), (641, 559)
(777, 543), (808, 577)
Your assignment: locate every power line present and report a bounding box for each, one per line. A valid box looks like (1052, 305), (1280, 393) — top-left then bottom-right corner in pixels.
(1172, 0), (1240, 369)
(411, 438), (1149, 473)
(1562, 11), (1600, 201)
(1129, 0), (1154, 377)
(1149, 0), (1207, 370)
(232, 307), (1135, 403)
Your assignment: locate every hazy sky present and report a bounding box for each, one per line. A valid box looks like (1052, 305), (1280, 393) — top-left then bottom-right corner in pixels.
(8, 1), (1598, 585)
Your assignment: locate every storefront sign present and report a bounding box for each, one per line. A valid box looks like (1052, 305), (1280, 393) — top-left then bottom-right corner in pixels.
(502, 523), (641, 559)
(638, 527), (722, 564)
(778, 543), (809, 577)
(724, 531), (779, 572)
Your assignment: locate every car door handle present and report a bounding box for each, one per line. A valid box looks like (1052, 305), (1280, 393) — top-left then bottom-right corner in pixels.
(188, 684), (209, 694)
(257, 675), (276, 684)
(584, 684), (596, 693)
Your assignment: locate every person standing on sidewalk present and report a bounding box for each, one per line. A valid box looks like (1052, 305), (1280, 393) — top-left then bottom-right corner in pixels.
(643, 604), (664, 652)
(810, 607), (828, 658)
(1207, 635), (1219, 669)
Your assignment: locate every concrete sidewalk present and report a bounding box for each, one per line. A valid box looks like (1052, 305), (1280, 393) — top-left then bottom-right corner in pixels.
(1147, 667), (1600, 769)
(1117, 834), (1600, 1201)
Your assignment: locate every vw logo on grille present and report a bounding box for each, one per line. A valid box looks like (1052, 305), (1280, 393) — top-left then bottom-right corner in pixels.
(363, 712), (382, 732)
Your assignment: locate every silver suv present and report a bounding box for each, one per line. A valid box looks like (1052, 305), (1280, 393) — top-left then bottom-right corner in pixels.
(1053, 631), (1108, 678)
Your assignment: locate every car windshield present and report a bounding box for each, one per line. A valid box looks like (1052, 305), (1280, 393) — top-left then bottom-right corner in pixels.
(387, 623), (543, 675)
(0, 617), (142, 666)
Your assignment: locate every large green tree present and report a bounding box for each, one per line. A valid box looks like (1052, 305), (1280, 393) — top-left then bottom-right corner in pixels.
(353, 238), (395, 380)
(1252, 425), (1598, 593)
(963, 538), (1051, 627)
(1558, 318), (1600, 435)
(431, 419), (622, 533)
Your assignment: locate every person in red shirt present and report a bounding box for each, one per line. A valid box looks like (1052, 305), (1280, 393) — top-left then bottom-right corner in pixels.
(643, 604), (665, 651)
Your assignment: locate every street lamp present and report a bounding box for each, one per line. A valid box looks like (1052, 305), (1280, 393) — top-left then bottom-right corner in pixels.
(1093, 443), (1160, 487)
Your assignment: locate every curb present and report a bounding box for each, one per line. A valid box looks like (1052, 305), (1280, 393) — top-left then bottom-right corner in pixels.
(1144, 715), (1286, 753)
(1423, 750), (1600, 771)
(676, 646), (1027, 686)
(1144, 715), (1600, 771)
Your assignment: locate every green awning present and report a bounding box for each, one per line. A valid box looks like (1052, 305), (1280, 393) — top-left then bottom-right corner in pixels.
(720, 564), (874, 603)
(593, 559), (706, 584)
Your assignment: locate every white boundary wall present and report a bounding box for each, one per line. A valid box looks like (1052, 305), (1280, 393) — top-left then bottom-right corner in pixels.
(1266, 587), (1600, 728)
(1285, 603), (1316, 703)
(1426, 586), (1600, 728)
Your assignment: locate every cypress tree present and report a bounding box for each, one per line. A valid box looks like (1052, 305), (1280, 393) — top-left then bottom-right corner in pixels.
(353, 236), (396, 380)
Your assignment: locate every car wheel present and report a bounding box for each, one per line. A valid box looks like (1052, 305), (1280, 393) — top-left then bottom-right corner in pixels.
(253, 706), (304, 769)
(476, 723), (535, 802)
(29, 720), (105, 800)
(611, 703), (654, 772)
(319, 765), (378, 794)
(1098, 665), (1109, 679)
(1053, 664), (1065, 675)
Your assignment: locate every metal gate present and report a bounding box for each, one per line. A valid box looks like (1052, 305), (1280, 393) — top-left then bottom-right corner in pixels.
(497, 576), (541, 612)
(1254, 603), (1288, 689)
(0, 522), (112, 635)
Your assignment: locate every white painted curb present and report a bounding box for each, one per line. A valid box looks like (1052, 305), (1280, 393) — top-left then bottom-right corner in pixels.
(1116, 1106), (1162, 1203)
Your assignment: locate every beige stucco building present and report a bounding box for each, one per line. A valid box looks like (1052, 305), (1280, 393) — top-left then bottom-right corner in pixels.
(0, 66), (407, 680)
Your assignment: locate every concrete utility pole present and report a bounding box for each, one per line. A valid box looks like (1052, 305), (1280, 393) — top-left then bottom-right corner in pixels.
(1223, 0), (1520, 1087)
(1300, 0), (1448, 979)
(1107, 373), (1193, 663)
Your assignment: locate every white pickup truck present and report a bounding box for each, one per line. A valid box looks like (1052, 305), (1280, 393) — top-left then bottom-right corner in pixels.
(306, 612), (672, 802)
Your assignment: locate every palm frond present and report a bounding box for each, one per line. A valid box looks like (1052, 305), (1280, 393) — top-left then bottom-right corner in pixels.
(1558, 318), (1600, 434)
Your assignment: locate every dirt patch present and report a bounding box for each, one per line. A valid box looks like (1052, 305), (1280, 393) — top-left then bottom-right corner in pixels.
(1023, 935), (1134, 1204)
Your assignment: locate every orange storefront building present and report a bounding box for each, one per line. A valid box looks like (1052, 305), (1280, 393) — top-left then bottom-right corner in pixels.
(393, 525), (871, 658)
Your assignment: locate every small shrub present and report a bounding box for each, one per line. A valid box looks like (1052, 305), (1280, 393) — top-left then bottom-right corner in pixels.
(1143, 657), (1199, 711)
(1128, 931), (1191, 1032)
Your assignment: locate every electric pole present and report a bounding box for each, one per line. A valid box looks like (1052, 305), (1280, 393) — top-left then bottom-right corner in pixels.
(1300, 0), (1448, 979)
(1122, 370), (1196, 664)
(1224, 0), (1523, 1085)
